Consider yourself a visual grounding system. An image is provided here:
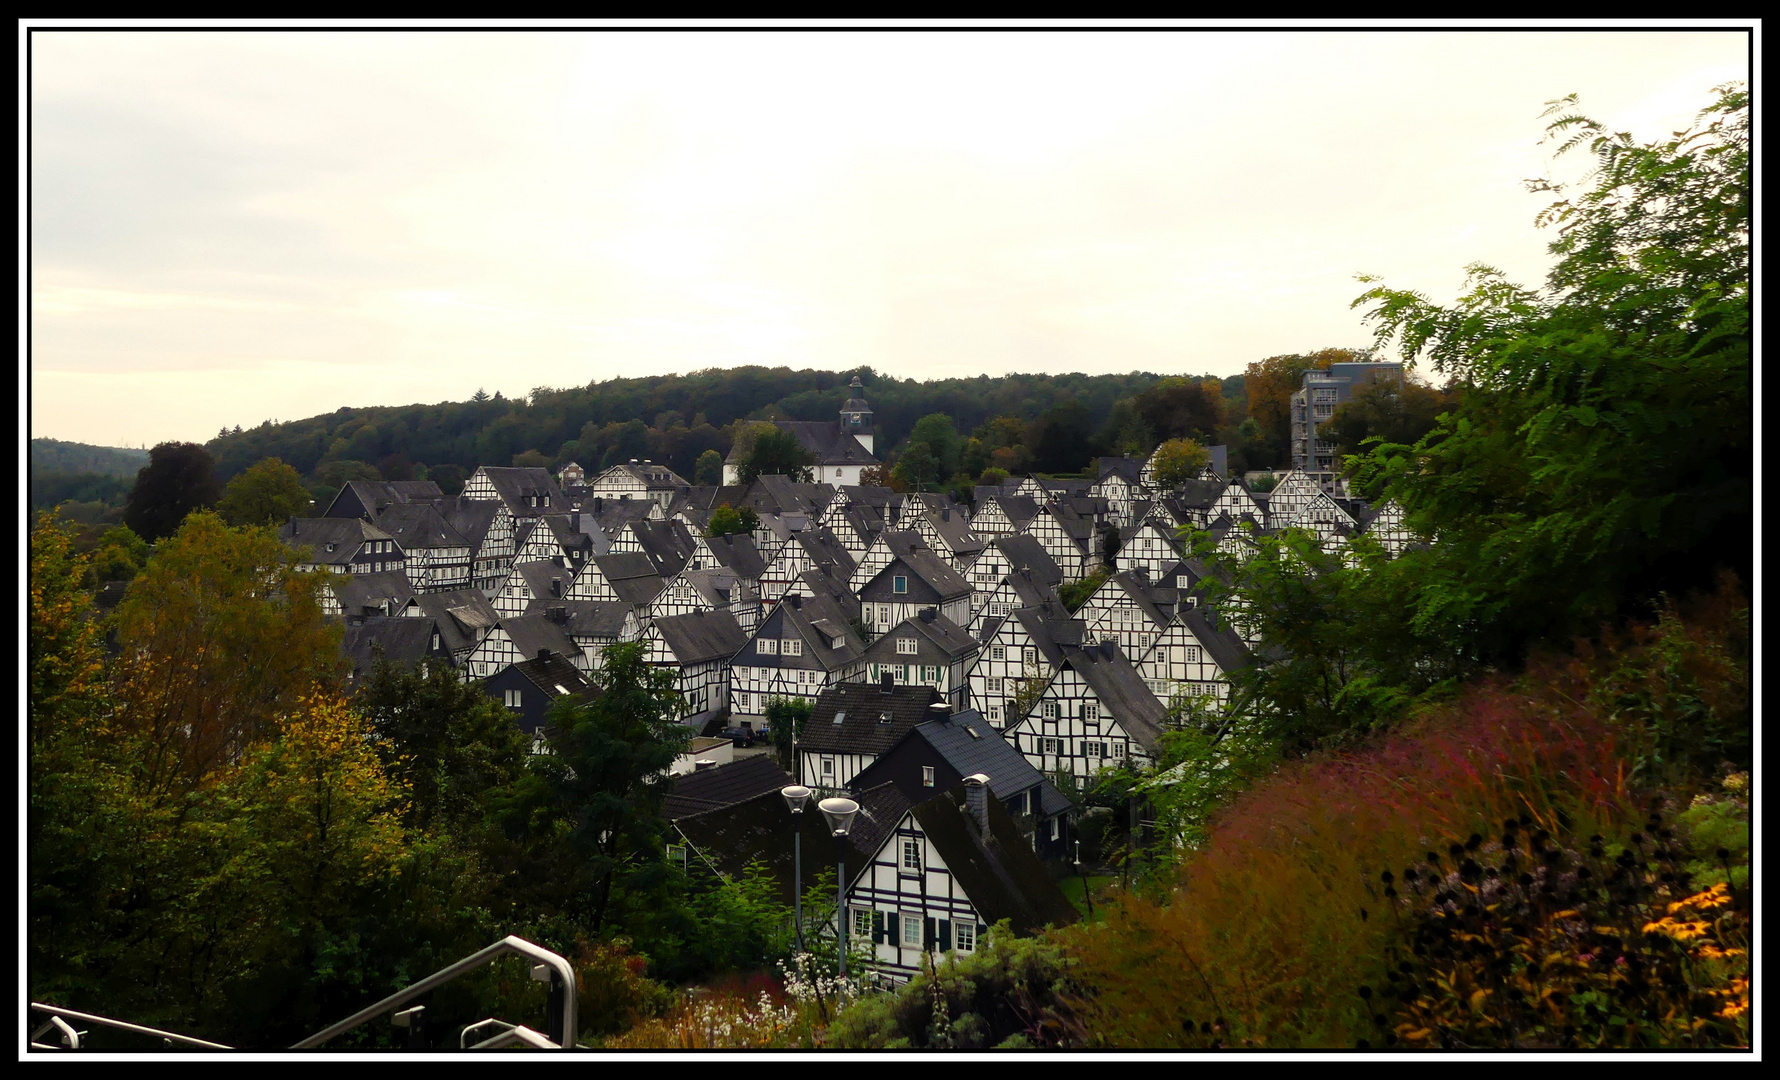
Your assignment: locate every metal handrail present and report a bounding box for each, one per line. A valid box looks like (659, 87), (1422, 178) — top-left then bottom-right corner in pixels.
(470, 1024), (556, 1050)
(28, 1003), (232, 1050)
(292, 935), (577, 1049)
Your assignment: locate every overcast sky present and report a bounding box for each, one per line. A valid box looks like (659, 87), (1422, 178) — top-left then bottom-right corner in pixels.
(28, 28), (1748, 448)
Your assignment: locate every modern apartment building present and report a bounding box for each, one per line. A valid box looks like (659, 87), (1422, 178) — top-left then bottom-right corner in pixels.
(1289, 361), (1405, 489)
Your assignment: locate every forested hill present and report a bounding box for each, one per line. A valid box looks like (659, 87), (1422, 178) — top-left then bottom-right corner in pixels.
(31, 438), (149, 478)
(204, 366), (1240, 484)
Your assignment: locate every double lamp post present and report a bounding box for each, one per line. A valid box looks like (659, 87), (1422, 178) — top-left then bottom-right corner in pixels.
(781, 785), (860, 976)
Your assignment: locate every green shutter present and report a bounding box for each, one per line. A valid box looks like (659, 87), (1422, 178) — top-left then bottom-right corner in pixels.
(873, 910), (885, 945)
(924, 916), (936, 950)
(938, 919), (951, 953)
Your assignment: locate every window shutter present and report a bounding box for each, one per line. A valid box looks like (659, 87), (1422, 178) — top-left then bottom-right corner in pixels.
(873, 910), (885, 945)
(938, 919), (951, 953)
(924, 916), (936, 950)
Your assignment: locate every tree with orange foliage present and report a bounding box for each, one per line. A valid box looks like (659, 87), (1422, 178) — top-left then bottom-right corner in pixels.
(1242, 348), (1372, 466)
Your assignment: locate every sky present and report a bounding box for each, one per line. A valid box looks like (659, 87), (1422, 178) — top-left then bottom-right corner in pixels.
(27, 26), (1750, 448)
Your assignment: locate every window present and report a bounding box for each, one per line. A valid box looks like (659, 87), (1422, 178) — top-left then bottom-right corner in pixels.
(853, 907), (873, 940)
(991, 645), (1005, 661)
(666, 844), (688, 869)
(758, 638), (778, 655)
(922, 665), (938, 682)
(822, 757), (834, 775)
(902, 838), (922, 871)
(954, 920), (976, 953)
(1084, 701), (1099, 722)
(1111, 742), (1126, 759)
(1049, 817), (1061, 841)
(988, 705), (1002, 724)
(893, 575), (908, 594)
(1023, 647), (1036, 666)
(902, 913), (923, 948)
(1042, 737), (1061, 755)
(1041, 702), (1059, 720)
(1086, 741), (1103, 758)
(781, 638), (803, 656)
(987, 677), (1004, 693)
(922, 766), (935, 788)
(896, 637), (918, 655)
(504, 689), (522, 709)
(1184, 645), (1201, 664)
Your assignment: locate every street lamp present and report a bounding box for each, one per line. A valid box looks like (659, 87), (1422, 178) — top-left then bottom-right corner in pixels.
(818, 796), (861, 977)
(781, 785), (812, 953)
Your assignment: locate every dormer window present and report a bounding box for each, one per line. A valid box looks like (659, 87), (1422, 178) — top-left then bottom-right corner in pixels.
(893, 575), (908, 594)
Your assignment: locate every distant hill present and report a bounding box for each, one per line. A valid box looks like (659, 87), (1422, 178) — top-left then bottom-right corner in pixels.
(31, 438), (149, 479)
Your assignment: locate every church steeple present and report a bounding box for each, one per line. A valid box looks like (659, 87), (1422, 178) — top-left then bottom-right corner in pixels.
(839, 375), (874, 455)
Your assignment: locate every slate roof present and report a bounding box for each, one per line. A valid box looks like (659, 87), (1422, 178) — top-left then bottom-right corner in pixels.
(324, 479), (448, 519)
(859, 546), (972, 604)
(795, 567), (863, 622)
(798, 682), (944, 756)
(654, 609), (749, 665)
(509, 652), (593, 700)
(374, 502), (471, 552)
(1181, 604), (1254, 675)
(788, 528), (857, 582)
(663, 754), (795, 820)
(999, 568), (1063, 611)
(514, 559), (576, 604)
(280, 517), (394, 560)
(342, 617), (447, 680)
(867, 709), (1073, 820)
(442, 500), (502, 551)
(475, 466), (569, 517)
(920, 508), (985, 557)
(499, 613), (582, 665)
(861, 610), (978, 668)
(1174, 478), (1227, 508)
(1062, 641), (1168, 753)
(983, 494), (1041, 529)
(990, 534), (1064, 586)
(333, 570), (416, 615)
(701, 531), (767, 581)
(587, 497), (656, 537)
(631, 519), (696, 577)
(1010, 603), (1085, 667)
(765, 421), (878, 467)
(910, 784), (1079, 935)
(669, 781), (911, 903)
(410, 589), (500, 653)
(1095, 456), (1144, 483)
(776, 591), (866, 671)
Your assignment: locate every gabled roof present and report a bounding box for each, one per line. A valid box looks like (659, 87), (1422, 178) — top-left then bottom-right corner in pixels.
(508, 652), (593, 700)
(442, 499), (503, 548)
(410, 589), (500, 652)
(1095, 456), (1144, 483)
(700, 531), (767, 580)
(280, 516), (392, 558)
(1096, 569), (1175, 630)
(374, 502), (470, 551)
(862, 709), (1073, 820)
(1173, 478), (1228, 508)
(653, 609), (749, 665)
(775, 591), (866, 671)
(474, 466), (569, 517)
(999, 568), (1063, 611)
(860, 546), (972, 603)
(511, 559), (576, 604)
(630, 519), (696, 578)
(798, 682), (943, 756)
(984, 494), (1041, 528)
(909, 784), (1079, 935)
(795, 567), (862, 622)
(324, 479), (447, 519)
(861, 609), (978, 666)
(1181, 604), (1255, 675)
(787, 528), (856, 582)
(588, 497), (656, 535)
(663, 754), (794, 821)
(990, 533), (1064, 586)
(525, 597), (632, 639)
(767, 422), (878, 466)
(920, 507), (985, 557)
(670, 781), (910, 903)
(332, 570), (416, 615)
(596, 460), (688, 490)
(1010, 603), (1085, 668)
(342, 616), (447, 680)
(1061, 641), (1168, 752)
(838, 484), (897, 509)
(498, 614), (582, 666)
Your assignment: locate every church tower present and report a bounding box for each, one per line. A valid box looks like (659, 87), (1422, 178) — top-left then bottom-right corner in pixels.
(839, 374), (874, 455)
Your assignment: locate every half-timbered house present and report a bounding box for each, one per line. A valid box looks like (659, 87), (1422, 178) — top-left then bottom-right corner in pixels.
(642, 609), (750, 729)
(797, 682), (942, 792)
(1133, 602), (1254, 708)
(728, 590), (866, 724)
(968, 601), (1082, 730)
(281, 517), (405, 577)
(858, 609), (978, 711)
(1005, 640), (1168, 780)
(857, 546), (972, 632)
(459, 614), (588, 680)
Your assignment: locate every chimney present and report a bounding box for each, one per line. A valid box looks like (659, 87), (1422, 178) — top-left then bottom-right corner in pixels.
(1100, 640), (1116, 661)
(964, 773), (991, 835)
(538, 648), (552, 662)
(940, 508), (950, 522)
(880, 672), (894, 694)
(548, 605), (567, 624)
(551, 578), (562, 598)
(594, 497), (603, 513)
(919, 607), (935, 623)
(571, 511), (580, 531)
(787, 594), (802, 610)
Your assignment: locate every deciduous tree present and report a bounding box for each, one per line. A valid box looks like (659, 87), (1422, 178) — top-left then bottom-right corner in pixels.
(124, 441), (221, 541)
(1148, 438), (1211, 487)
(215, 457), (315, 527)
